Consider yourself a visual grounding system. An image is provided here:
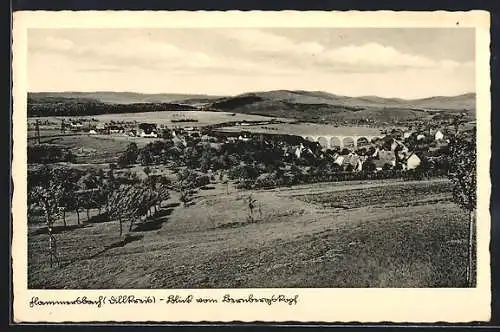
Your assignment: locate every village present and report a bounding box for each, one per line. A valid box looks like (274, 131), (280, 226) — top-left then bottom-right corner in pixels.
(50, 113), (465, 178)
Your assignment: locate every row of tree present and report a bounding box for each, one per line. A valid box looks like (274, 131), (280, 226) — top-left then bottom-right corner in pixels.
(28, 166), (170, 230)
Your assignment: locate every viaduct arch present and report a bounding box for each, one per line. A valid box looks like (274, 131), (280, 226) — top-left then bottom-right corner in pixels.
(304, 135), (384, 150)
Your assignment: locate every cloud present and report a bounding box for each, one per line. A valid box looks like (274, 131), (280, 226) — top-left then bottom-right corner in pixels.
(29, 30), (472, 77)
(29, 33), (302, 76)
(225, 29), (325, 56)
(29, 35), (217, 71)
(317, 43), (469, 70)
(43, 36), (74, 51)
(226, 30), (471, 72)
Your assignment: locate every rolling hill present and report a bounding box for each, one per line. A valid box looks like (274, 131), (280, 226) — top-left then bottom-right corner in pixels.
(28, 90), (475, 122)
(213, 90), (475, 111)
(208, 90), (475, 123)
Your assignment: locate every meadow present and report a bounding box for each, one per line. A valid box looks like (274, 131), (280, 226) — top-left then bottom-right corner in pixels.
(28, 111), (284, 127)
(28, 178), (470, 289)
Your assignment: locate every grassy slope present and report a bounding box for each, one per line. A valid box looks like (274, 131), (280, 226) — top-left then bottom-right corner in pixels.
(28, 179), (470, 289)
(209, 90), (475, 123)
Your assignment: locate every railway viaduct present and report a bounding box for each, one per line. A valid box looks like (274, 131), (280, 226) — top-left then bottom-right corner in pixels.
(302, 135), (384, 150)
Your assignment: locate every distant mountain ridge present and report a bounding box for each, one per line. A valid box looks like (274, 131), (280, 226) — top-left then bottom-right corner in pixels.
(230, 90), (475, 111)
(28, 90), (475, 122)
(29, 91), (224, 105)
(29, 90), (475, 110)
(206, 90), (475, 124)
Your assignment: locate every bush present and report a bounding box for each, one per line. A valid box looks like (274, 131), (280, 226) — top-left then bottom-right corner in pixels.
(228, 164), (260, 181)
(195, 174), (211, 188)
(254, 173), (278, 189)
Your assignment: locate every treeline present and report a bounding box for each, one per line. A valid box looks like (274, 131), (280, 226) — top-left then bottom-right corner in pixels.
(235, 168), (449, 190)
(28, 97), (198, 117)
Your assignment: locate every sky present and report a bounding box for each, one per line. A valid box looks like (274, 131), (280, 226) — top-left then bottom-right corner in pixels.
(27, 28), (475, 99)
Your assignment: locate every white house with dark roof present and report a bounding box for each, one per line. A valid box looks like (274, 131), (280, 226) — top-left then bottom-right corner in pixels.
(434, 130), (444, 141)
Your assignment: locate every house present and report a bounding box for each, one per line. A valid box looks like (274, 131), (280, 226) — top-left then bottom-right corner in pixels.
(416, 134), (426, 141)
(353, 156), (366, 172)
(96, 123), (106, 132)
(342, 153), (362, 170)
(140, 131), (158, 138)
(403, 131), (413, 139)
(70, 121), (83, 131)
(238, 135), (251, 142)
(107, 125), (124, 134)
(88, 129), (97, 135)
(332, 154), (345, 167)
(434, 130), (444, 141)
(403, 152), (422, 170)
(138, 123), (158, 137)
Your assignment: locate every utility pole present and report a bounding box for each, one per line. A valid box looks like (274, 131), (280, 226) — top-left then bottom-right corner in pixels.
(36, 119), (41, 144)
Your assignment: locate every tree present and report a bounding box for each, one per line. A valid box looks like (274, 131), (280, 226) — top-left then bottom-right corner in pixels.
(161, 128), (173, 139)
(382, 163), (393, 171)
(247, 194), (258, 222)
(107, 185), (135, 237)
(448, 130), (476, 287)
(362, 159), (377, 173)
(104, 164), (119, 220)
(28, 168), (65, 267)
(176, 168), (197, 207)
(118, 142), (139, 167)
(200, 149), (214, 172)
(138, 149), (154, 166)
(143, 166), (152, 177)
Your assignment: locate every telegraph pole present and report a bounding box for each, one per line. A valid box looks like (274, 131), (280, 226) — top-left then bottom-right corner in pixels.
(36, 119), (41, 144)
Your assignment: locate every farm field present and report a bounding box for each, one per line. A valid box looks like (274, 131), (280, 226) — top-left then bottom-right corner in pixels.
(29, 134), (157, 164)
(28, 111), (289, 127)
(28, 178), (470, 289)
